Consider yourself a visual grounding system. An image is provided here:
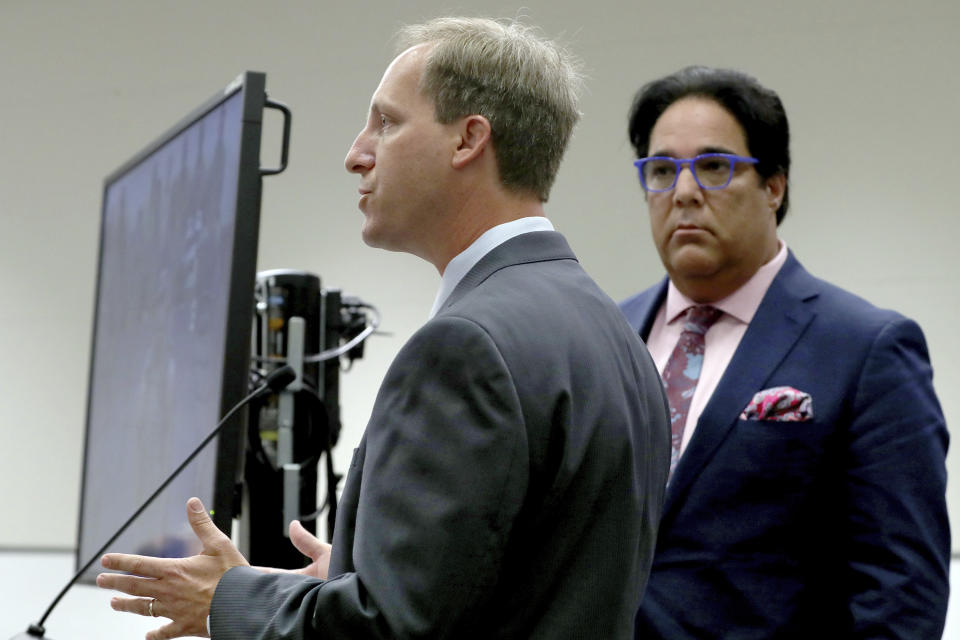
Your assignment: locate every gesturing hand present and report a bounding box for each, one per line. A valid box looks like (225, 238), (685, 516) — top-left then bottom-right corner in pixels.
(289, 519), (332, 580)
(254, 519), (332, 580)
(97, 497), (249, 640)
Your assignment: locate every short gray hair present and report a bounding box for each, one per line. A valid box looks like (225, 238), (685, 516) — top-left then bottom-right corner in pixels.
(396, 17), (583, 202)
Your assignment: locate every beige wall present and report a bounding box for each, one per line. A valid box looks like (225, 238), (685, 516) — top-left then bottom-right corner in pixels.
(0, 0), (956, 552)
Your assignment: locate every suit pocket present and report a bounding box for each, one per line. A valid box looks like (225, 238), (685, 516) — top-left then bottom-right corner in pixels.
(339, 445), (365, 508)
(690, 420), (837, 538)
(729, 418), (833, 480)
(349, 446), (362, 468)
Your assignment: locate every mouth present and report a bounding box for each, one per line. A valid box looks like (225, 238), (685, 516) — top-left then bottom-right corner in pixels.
(670, 223), (709, 241)
(356, 188), (371, 212)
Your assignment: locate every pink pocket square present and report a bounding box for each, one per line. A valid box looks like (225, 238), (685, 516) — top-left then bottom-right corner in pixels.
(739, 386), (813, 421)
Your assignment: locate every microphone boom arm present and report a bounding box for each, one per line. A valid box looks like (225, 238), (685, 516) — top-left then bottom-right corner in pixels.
(19, 365), (296, 638)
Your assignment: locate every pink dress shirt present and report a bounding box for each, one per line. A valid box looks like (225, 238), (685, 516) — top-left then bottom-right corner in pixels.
(646, 242), (789, 456)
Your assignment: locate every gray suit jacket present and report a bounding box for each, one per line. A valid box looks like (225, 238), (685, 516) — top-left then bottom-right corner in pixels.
(210, 231), (671, 639)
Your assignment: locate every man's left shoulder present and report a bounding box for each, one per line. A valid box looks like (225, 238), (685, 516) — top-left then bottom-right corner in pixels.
(786, 257), (914, 333)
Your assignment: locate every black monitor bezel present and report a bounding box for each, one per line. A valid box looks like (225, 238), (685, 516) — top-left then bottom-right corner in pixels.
(75, 71), (267, 579)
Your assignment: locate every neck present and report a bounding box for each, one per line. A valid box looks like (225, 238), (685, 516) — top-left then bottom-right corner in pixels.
(433, 188), (545, 274)
(672, 239), (781, 303)
(672, 273), (748, 304)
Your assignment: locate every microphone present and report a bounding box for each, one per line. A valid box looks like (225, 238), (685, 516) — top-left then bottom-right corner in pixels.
(12, 365), (297, 639)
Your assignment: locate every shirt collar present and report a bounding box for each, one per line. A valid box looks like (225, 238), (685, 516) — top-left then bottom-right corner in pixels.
(664, 240), (789, 325)
(428, 216), (555, 319)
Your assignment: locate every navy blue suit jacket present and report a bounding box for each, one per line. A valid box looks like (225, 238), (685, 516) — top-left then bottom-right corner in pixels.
(620, 251), (950, 639)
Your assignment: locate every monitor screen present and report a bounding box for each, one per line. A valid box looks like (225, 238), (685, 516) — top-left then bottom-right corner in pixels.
(75, 72), (267, 582)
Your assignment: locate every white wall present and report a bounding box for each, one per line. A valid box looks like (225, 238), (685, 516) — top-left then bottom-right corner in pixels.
(0, 0), (956, 564)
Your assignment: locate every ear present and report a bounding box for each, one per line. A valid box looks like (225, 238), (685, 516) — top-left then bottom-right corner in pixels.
(764, 172), (786, 213)
(451, 115), (492, 170)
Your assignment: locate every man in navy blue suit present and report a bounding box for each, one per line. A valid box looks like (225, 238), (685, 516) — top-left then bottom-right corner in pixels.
(620, 66), (950, 639)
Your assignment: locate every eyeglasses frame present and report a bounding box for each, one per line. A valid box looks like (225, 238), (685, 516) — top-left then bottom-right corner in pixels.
(633, 152), (759, 192)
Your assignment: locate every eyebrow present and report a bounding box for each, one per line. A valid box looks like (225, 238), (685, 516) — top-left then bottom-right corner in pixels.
(369, 98), (401, 122)
(648, 145), (737, 158)
(365, 101), (389, 128)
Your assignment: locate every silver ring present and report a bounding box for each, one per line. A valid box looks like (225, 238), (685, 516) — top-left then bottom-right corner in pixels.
(148, 598), (157, 617)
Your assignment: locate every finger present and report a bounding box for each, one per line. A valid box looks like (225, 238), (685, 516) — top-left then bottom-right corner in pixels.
(101, 552), (166, 577)
(288, 520), (330, 559)
(146, 619), (188, 640)
(109, 595), (155, 616)
(97, 572), (158, 597)
(186, 497), (230, 552)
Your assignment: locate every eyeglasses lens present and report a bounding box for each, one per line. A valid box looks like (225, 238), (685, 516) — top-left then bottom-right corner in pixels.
(642, 159), (676, 191)
(693, 156), (732, 188)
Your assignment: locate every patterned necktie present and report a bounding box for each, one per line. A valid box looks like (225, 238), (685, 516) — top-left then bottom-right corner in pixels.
(662, 305), (722, 474)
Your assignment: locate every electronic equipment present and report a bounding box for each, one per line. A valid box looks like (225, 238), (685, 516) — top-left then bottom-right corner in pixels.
(242, 270), (377, 567)
(75, 71), (289, 584)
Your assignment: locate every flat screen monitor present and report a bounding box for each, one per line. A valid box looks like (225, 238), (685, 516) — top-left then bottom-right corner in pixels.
(75, 72), (268, 582)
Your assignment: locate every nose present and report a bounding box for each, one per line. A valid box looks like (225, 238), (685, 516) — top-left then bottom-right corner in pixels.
(672, 164), (703, 207)
(344, 131), (374, 174)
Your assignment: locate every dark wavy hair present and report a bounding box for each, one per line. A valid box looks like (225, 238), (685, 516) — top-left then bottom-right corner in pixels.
(628, 66), (791, 224)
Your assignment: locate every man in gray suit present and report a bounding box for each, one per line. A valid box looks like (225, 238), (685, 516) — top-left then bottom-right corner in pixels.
(98, 17), (671, 639)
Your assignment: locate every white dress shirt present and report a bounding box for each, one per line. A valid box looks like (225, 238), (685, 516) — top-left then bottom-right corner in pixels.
(428, 216), (555, 319)
(646, 241), (789, 455)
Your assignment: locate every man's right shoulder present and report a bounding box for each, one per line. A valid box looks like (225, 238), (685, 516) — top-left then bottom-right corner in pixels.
(618, 280), (667, 334)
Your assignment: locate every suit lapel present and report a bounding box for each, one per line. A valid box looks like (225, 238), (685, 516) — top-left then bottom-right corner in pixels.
(663, 253), (820, 512)
(627, 279), (668, 338)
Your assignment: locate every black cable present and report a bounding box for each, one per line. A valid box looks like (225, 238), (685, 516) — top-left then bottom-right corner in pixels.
(31, 368), (294, 631)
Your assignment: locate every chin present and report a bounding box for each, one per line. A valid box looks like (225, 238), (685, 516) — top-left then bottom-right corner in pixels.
(668, 249), (721, 280)
(361, 225), (404, 253)
(360, 222), (381, 248)
(360, 229), (385, 249)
